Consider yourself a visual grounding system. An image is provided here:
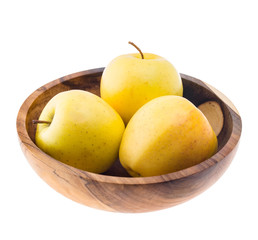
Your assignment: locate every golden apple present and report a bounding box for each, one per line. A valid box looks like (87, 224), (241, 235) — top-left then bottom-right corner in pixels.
(119, 95), (218, 177)
(100, 42), (183, 124)
(35, 90), (125, 173)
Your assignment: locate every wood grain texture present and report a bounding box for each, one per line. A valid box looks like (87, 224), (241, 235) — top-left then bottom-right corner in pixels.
(198, 101), (224, 136)
(16, 68), (242, 213)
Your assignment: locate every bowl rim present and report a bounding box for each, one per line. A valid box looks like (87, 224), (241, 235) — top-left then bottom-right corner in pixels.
(16, 68), (242, 185)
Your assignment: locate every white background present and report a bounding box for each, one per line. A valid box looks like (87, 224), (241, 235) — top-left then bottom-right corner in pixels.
(1, 0), (257, 239)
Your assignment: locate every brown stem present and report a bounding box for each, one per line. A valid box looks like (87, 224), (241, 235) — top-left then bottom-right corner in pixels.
(32, 120), (51, 125)
(128, 41), (144, 59)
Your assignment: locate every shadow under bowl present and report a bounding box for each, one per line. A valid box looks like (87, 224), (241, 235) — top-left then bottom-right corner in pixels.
(16, 68), (242, 213)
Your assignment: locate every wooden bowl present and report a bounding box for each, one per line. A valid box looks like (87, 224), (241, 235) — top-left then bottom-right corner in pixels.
(16, 68), (242, 213)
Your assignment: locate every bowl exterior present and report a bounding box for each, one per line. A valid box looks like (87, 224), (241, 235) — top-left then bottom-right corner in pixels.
(19, 140), (238, 212)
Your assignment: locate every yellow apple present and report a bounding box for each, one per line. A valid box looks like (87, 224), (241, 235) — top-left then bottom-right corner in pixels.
(100, 42), (183, 124)
(119, 95), (218, 177)
(35, 90), (125, 173)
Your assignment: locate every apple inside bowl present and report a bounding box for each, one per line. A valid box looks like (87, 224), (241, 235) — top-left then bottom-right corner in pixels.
(16, 68), (242, 213)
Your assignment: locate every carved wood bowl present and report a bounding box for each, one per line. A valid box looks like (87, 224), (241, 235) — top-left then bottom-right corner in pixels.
(16, 68), (242, 213)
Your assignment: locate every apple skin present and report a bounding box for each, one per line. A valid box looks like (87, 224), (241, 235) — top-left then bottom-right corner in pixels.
(35, 90), (125, 173)
(100, 53), (183, 124)
(119, 95), (218, 177)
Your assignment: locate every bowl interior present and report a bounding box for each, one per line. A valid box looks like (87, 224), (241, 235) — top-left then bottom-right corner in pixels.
(25, 69), (233, 177)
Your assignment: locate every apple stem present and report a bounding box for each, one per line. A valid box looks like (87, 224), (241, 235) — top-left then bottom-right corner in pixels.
(128, 41), (144, 59)
(32, 120), (51, 125)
